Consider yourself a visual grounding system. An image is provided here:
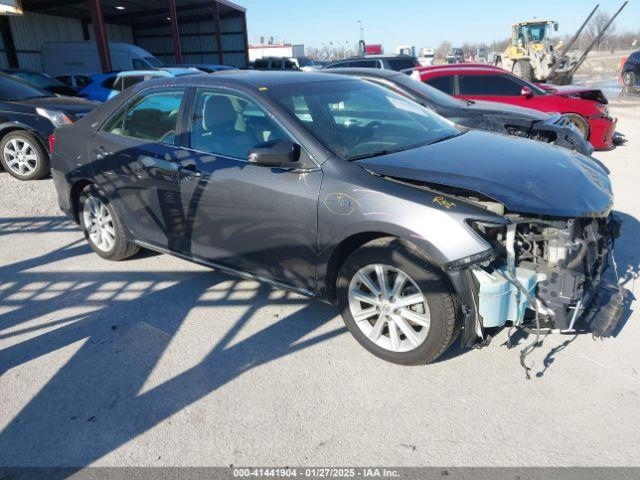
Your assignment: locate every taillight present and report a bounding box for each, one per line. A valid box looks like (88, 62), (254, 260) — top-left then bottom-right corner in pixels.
(48, 134), (56, 153)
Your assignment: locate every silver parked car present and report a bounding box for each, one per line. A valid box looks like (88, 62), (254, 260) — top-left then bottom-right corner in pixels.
(50, 71), (624, 365)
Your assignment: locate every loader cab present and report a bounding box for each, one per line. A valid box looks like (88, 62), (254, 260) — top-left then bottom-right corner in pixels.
(512, 21), (558, 48)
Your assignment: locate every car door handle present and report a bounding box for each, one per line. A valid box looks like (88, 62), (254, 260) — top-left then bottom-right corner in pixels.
(178, 164), (203, 179)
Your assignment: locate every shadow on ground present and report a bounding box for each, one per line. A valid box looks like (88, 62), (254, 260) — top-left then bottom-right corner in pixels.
(0, 222), (344, 468)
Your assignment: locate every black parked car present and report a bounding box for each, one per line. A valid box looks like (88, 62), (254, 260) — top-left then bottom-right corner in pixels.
(51, 71), (623, 366)
(0, 72), (96, 180)
(621, 50), (640, 87)
(0, 69), (78, 96)
(325, 68), (594, 156)
(323, 54), (420, 72)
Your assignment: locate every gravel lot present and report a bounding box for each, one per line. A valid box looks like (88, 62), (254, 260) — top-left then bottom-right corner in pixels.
(0, 96), (639, 468)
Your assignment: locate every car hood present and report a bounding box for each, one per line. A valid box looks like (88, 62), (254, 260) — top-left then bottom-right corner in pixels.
(356, 130), (613, 218)
(11, 95), (97, 115)
(537, 84), (608, 104)
(463, 100), (549, 122)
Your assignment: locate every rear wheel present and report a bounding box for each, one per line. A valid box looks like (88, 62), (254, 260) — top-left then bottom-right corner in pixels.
(78, 185), (139, 261)
(564, 113), (590, 140)
(623, 71), (636, 87)
(337, 238), (460, 365)
(512, 60), (533, 82)
(0, 131), (49, 181)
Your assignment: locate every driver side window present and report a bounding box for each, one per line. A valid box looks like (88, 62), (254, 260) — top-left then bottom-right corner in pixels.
(189, 90), (287, 159)
(102, 89), (185, 144)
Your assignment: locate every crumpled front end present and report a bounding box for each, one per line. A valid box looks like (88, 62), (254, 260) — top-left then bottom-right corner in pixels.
(448, 212), (626, 348)
(504, 114), (594, 157)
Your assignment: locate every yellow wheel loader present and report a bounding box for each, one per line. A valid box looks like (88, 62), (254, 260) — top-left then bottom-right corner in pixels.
(494, 2), (628, 85)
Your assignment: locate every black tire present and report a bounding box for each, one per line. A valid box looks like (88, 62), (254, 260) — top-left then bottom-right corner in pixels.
(564, 113), (591, 140)
(78, 185), (139, 261)
(623, 71), (636, 87)
(0, 131), (49, 181)
(513, 60), (533, 82)
(337, 237), (461, 365)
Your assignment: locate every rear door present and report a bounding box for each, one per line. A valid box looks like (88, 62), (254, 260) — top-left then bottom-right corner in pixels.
(456, 73), (525, 106)
(90, 87), (188, 251)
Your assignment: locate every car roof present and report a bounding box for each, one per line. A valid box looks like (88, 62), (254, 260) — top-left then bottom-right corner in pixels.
(116, 68), (199, 78)
(417, 64), (506, 75)
(140, 70), (354, 89)
(316, 68), (401, 79)
(334, 54), (414, 61)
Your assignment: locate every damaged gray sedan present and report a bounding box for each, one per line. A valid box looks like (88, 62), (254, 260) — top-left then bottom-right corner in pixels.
(51, 72), (625, 366)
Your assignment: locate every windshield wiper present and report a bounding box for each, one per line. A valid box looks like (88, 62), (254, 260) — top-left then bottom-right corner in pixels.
(426, 132), (462, 146)
(347, 149), (398, 162)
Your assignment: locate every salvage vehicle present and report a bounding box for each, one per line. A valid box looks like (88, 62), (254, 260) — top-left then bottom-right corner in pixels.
(78, 68), (200, 102)
(325, 68), (593, 156)
(620, 50), (640, 87)
(0, 72), (95, 180)
(414, 64), (617, 150)
(323, 54), (420, 72)
(51, 72), (625, 366)
(0, 68), (78, 96)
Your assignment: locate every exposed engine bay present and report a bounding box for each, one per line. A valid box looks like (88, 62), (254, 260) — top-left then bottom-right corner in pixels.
(472, 214), (623, 335)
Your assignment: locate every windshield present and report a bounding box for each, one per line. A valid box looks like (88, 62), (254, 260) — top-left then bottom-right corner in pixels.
(144, 56), (164, 68)
(390, 73), (465, 109)
(386, 58), (417, 71)
(267, 79), (461, 161)
(0, 73), (52, 100)
(12, 71), (62, 89)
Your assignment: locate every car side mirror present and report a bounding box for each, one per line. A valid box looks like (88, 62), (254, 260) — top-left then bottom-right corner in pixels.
(521, 87), (534, 99)
(248, 140), (301, 168)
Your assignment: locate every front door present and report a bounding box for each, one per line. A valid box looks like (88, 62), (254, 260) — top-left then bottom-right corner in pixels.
(91, 87), (188, 251)
(174, 88), (322, 290)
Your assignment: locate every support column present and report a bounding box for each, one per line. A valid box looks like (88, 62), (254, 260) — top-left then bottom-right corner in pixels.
(241, 11), (249, 68)
(212, 1), (224, 65)
(167, 0), (182, 64)
(0, 17), (18, 68)
(88, 0), (112, 72)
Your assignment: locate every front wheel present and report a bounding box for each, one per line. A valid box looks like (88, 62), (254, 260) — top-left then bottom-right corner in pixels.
(0, 131), (49, 181)
(337, 238), (460, 365)
(79, 185), (140, 261)
(564, 113), (590, 140)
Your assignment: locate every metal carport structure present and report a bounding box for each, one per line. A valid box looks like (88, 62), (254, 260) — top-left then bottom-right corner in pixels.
(0, 0), (249, 72)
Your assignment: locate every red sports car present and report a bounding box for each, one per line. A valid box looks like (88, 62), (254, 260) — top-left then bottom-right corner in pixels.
(413, 64), (617, 150)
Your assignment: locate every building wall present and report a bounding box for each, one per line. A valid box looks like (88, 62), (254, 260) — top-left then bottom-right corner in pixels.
(6, 12), (133, 72)
(135, 14), (247, 67)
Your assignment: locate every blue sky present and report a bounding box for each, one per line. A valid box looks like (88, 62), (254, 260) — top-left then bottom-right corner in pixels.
(241, 0), (639, 50)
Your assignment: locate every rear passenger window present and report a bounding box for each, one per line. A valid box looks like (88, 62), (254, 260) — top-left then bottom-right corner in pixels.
(254, 59), (269, 69)
(270, 59), (283, 69)
(102, 77), (117, 89)
(459, 74), (522, 96)
(122, 76), (145, 90)
(425, 76), (454, 95)
(103, 89), (185, 144)
(351, 60), (379, 68)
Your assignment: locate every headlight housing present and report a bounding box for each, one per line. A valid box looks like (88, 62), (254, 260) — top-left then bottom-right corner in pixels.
(595, 103), (609, 116)
(36, 107), (73, 127)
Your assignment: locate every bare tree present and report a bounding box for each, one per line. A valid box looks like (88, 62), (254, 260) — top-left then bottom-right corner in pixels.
(435, 41), (452, 60)
(585, 12), (616, 49)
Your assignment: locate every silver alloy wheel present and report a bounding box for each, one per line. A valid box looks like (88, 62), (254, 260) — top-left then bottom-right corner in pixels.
(82, 196), (116, 252)
(348, 263), (431, 353)
(3, 138), (38, 176)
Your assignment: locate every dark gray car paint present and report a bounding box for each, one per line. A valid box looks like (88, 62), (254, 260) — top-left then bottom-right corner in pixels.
(358, 130), (613, 218)
(51, 71), (614, 307)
